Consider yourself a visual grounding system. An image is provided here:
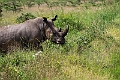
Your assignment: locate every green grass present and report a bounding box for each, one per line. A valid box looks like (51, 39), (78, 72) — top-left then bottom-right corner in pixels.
(0, 2), (120, 80)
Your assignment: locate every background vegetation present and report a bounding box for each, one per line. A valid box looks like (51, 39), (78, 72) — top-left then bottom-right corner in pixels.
(0, 0), (120, 80)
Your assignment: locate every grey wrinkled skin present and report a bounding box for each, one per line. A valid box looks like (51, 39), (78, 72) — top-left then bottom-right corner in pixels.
(0, 15), (69, 54)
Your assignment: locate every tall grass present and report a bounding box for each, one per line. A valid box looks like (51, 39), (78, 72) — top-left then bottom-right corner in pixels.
(0, 2), (120, 80)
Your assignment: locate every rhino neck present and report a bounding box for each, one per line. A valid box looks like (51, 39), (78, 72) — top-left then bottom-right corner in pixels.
(45, 28), (53, 40)
(45, 27), (60, 40)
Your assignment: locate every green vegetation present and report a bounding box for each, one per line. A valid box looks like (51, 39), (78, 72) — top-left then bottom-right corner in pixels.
(16, 13), (36, 23)
(0, 0), (120, 80)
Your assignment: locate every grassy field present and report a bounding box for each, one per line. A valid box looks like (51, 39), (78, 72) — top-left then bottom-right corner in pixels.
(0, 1), (120, 80)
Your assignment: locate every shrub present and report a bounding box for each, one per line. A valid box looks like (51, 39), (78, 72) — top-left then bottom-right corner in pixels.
(16, 13), (36, 23)
(2, 1), (23, 12)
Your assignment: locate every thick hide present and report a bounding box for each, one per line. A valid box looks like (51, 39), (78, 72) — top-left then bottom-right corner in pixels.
(0, 15), (69, 53)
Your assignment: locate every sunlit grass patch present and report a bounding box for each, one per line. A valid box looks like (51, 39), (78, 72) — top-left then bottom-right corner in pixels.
(106, 26), (120, 43)
(62, 65), (112, 80)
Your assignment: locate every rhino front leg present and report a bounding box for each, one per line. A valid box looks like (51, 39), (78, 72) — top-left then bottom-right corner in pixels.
(32, 42), (43, 57)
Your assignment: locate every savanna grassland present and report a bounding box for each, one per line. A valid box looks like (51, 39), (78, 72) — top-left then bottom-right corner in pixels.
(0, 0), (120, 80)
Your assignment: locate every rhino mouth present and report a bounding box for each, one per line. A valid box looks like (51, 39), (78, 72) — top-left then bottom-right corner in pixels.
(51, 40), (65, 44)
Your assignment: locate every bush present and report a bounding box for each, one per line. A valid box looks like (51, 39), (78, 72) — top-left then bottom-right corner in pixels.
(2, 1), (23, 12)
(16, 13), (36, 23)
(0, 4), (2, 18)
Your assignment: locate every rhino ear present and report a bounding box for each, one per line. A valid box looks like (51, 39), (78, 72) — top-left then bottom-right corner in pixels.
(43, 17), (47, 22)
(52, 15), (57, 21)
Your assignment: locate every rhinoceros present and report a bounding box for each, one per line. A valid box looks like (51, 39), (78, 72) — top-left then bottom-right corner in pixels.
(0, 15), (69, 53)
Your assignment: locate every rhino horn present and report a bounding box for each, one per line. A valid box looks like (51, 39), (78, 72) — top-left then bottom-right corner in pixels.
(62, 26), (69, 37)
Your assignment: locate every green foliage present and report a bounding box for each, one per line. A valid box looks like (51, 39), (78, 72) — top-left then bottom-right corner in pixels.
(55, 13), (85, 31)
(68, 0), (81, 6)
(25, 1), (35, 8)
(110, 51), (120, 79)
(16, 13), (36, 23)
(35, 0), (44, 7)
(3, 1), (23, 12)
(0, 0), (119, 10)
(1, 1), (120, 80)
(0, 50), (36, 80)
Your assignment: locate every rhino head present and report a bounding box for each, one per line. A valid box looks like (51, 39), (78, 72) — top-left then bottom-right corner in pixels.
(43, 15), (69, 44)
